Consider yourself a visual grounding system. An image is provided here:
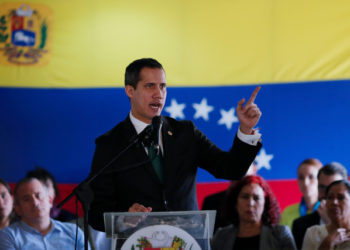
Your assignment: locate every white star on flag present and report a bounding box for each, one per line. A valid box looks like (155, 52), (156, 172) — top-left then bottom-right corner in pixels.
(164, 99), (186, 119)
(255, 148), (274, 170)
(192, 98), (214, 121)
(218, 107), (239, 130)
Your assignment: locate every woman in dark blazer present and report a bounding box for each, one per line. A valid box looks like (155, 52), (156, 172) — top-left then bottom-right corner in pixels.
(211, 175), (296, 250)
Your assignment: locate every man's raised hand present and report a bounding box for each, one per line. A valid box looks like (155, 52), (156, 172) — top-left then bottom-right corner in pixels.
(236, 86), (262, 134)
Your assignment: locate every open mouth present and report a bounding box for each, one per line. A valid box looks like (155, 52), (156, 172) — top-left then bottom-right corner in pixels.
(150, 103), (162, 110)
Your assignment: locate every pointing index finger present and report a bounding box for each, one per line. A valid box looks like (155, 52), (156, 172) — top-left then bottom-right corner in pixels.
(246, 86), (261, 105)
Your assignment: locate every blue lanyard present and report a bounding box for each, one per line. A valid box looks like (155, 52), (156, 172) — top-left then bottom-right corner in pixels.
(299, 198), (320, 216)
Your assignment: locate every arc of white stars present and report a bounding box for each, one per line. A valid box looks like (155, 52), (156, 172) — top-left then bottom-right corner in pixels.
(192, 98), (214, 121)
(164, 99), (186, 119)
(217, 107), (239, 130)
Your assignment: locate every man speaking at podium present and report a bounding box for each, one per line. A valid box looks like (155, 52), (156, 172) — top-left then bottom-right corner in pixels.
(88, 58), (262, 231)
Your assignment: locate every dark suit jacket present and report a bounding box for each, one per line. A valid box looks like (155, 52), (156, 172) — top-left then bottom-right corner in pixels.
(292, 211), (320, 249)
(202, 190), (230, 232)
(88, 115), (262, 231)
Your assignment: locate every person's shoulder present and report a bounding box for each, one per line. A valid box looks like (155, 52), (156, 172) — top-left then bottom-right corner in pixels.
(161, 116), (199, 136)
(0, 221), (22, 239)
(270, 224), (292, 234)
(305, 224), (325, 234)
(265, 225), (294, 244)
(280, 203), (300, 227)
(55, 208), (77, 222)
(215, 224), (235, 235)
(293, 211), (319, 226)
(203, 190), (227, 203)
(162, 116), (194, 128)
(282, 203), (299, 213)
(53, 219), (82, 234)
(95, 116), (130, 143)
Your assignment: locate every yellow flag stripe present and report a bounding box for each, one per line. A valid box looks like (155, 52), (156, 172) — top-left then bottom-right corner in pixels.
(1, 0), (350, 87)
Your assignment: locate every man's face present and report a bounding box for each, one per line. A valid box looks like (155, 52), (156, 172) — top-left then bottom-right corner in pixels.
(318, 173), (344, 200)
(15, 179), (52, 224)
(125, 67), (167, 124)
(297, 164), (319, 198)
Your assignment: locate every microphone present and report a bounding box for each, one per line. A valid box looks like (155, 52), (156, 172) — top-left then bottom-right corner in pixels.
(136, 124), (153, 147)
(152, 116), (163, 155)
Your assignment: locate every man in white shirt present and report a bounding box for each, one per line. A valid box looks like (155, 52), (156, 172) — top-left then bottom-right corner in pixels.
(0, 177), (86, 250)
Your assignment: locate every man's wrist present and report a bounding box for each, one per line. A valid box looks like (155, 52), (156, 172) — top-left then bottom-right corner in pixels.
(239, 125), (253, 135)
(237, 128), (261, 146)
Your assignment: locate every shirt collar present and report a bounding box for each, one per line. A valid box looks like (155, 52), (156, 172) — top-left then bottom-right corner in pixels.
(129, 112), (150, 135)
(129, 112), (164, 152)
(19, 218), (60, 235)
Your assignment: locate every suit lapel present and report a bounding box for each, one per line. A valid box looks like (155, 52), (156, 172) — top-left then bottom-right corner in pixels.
(121, 117), (162, 184)
(161, 116), (176, 184)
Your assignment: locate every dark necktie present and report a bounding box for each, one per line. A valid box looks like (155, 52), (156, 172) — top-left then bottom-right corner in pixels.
(147, 125), (164, 183)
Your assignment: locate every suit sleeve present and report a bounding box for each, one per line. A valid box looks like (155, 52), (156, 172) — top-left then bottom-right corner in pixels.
(191, 122), (262, 180)
(88, 136), (120, 231)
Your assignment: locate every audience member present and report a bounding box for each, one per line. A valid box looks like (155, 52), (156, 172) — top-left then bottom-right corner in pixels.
(292, 162), (348, 249)
(0, 177), (86, 250)
(202, 162), (258, 232)
(72, 217), (111, 250)
(211, 175), (296, 250)
(0, 179), (16, 230)
(302, 180), (350, 250)
(281, 158), (322, 228)
(26, 167), (76, 222)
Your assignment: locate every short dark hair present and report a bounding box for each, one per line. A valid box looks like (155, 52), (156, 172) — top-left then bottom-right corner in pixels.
(326, 179), (350, 196)
(318, 162), (348, 180)
(26, 167), (59, 199)
(224, 175), (280, 226)
(125, 58), (163, 88)
(0, 178), (12, 195)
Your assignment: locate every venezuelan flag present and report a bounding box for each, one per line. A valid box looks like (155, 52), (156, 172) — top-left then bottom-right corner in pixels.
(1, 0), (350, 212)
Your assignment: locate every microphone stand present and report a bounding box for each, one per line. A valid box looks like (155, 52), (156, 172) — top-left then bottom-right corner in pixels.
(57, 125), (153, 250)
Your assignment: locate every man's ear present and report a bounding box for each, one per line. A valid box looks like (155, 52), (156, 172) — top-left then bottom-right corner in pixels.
(125, 85), (134, 98)
(48, 195), (53, 208)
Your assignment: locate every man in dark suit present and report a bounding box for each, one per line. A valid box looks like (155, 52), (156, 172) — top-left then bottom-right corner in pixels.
(88, 58), (262, 231)
(292, 162), (348, 249)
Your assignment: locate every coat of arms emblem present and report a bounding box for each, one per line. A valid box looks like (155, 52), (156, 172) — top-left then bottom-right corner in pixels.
(0, 3), (52, 66)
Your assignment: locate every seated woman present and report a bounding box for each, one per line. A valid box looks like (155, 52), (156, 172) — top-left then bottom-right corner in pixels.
(302, 180), (350, 250)
(0, 179), (16, 230)
(211, 175), (296, 250)
(281, 158), (322, 229)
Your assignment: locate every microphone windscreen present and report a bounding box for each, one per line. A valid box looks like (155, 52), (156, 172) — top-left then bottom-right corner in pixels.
(152, 116), (162, 128)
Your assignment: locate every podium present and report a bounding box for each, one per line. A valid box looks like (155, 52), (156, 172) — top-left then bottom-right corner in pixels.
(104, 210), (216, 250)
